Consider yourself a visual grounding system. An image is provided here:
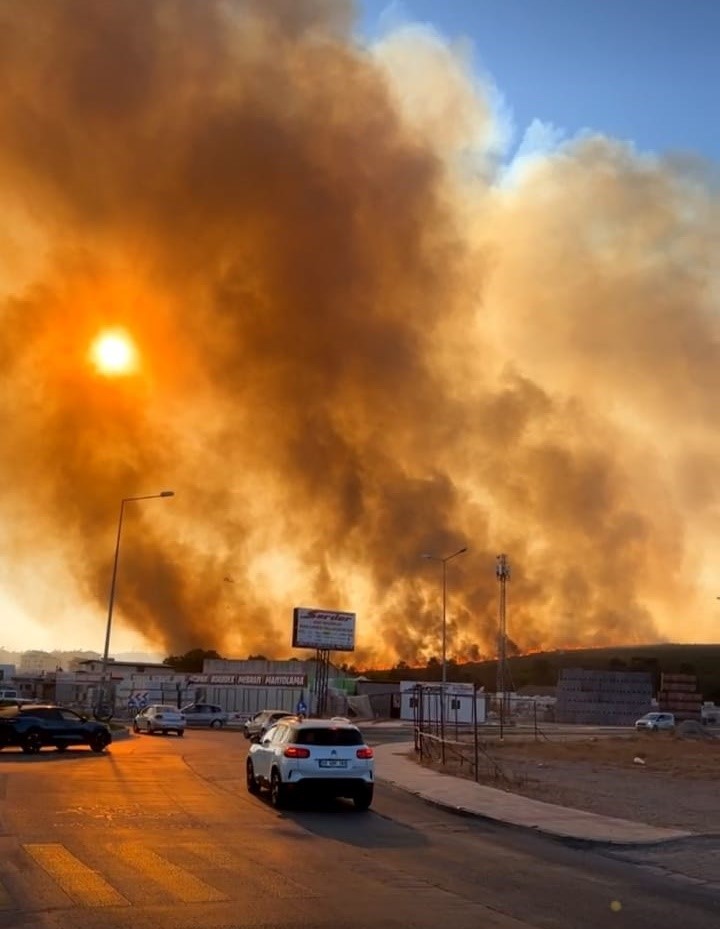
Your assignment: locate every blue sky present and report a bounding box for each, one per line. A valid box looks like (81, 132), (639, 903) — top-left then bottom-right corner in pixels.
(359, 0), (720, 162)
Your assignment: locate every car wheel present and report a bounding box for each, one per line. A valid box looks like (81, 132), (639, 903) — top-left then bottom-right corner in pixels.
(56, 743), (68, 753)
(270, 770), (288, 809)
(21, 730), (43, 755)
(89, 732), (109, 753)
(177, 729), (185, 738)
(210, 719), (222, 729)
(353, 785), (374, 811)
(246, 759), (259, 794)
(132, 722), (140, 733)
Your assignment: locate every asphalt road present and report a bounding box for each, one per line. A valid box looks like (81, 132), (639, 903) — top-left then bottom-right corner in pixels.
(0, 729), (717, 929)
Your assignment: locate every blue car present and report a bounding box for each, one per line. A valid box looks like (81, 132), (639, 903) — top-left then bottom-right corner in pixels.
(0, 704), (112, 754)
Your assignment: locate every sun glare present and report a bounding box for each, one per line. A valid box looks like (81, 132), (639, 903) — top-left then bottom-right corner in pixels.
(90, 330), (138, 376)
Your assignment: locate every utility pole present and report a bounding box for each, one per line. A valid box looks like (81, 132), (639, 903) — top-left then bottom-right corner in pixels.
(495, 554), (510, 719)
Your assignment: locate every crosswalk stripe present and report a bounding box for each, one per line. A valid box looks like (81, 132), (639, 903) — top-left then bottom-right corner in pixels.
(115, 843), (227, 903)
(188, 842), (317, 897)
(23, 844), (129, 908)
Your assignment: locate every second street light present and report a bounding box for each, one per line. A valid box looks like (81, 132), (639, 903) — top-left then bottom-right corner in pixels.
(421, 546), (468, 689)
(95, 490), (175, 719)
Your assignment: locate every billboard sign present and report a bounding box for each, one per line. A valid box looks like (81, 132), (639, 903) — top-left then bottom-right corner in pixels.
(292, 608), (356, 651)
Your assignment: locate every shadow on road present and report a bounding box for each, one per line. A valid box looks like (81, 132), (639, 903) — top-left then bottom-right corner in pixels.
(272, 796), (430, 849)
(0, 748), (111, 764)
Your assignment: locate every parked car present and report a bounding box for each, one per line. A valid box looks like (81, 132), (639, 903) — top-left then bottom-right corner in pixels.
(246, 716), (374, 810)
(181, 703), (229, 728)
(0, 704), (112, 754)
(635, 712), (675, 731)
(133, 704), (186, 736)
(242, 709), (293, 742)
(0, 697), (33, 708)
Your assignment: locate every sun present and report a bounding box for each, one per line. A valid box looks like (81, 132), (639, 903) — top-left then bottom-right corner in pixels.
(90, 329), (138, 376)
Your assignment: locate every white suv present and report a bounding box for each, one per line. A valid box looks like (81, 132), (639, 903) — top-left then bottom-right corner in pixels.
(635, 712), (675, 731)
(246, 717), (374, 810)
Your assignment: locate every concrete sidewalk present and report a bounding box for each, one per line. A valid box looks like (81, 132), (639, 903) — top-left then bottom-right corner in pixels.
(374, 742), (692, 846)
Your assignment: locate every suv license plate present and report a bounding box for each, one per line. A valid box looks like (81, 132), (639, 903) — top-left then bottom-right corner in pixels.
(319, 759), (347, 768)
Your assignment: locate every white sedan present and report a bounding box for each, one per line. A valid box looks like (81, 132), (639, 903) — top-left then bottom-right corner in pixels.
(133, 705), (186, 736)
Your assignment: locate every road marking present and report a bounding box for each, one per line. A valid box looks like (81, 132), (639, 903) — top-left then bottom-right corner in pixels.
(115, 843), (227, 903)
(23, 844), (129, 907)
(188, 842), (318, 897)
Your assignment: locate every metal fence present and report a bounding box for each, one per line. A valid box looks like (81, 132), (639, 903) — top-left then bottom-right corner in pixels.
(411, 685), (554, 784)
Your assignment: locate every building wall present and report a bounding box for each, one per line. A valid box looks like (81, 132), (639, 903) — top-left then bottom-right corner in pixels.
(203, 658), (339, 677)
(555, 669), (653, 725)
(355, 680), (401, 718)
(23, 658), (342, 718)
(77, 660), (175, 676)
(399, 681), (487, 724)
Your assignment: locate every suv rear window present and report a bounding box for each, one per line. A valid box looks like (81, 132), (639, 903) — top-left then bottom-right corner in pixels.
(292, 727), (363, 746)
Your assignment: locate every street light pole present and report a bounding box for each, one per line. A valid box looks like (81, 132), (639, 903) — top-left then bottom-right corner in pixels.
(422, 546), (468, 687)
(95, 490), (174, 719)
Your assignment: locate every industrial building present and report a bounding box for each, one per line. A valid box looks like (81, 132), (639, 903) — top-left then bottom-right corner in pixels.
(8, 657), (352, 719)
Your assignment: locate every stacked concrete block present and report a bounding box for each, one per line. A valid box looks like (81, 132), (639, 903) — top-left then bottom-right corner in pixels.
(658, 673), (702, 721)
(555, 668), (653, 725)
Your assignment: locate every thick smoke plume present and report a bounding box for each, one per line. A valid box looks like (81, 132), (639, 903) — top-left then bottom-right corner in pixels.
(0, 0), (718, 664)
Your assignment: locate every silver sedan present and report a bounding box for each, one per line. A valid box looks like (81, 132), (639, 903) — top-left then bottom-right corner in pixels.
(133, 705), (186, 736)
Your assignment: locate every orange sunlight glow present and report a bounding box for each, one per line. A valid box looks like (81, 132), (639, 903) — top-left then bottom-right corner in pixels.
(90, 329), (138, 376)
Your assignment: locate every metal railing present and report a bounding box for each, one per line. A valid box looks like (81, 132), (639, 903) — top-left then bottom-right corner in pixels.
(410, 685), (554, 784)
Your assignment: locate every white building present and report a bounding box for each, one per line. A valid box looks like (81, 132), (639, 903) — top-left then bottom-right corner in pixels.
(400, 681), (487, 725)
(56, 657), (331, 717)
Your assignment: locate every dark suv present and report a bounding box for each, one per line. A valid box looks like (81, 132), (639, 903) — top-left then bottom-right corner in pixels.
(0, 704), (112, 754)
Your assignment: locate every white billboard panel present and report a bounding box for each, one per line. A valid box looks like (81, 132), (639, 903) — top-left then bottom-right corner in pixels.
(292, 608), (356, 651)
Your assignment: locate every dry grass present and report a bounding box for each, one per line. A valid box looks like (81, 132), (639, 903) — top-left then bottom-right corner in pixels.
(492, 732), (720, 779)
(415, 731), (720, 831)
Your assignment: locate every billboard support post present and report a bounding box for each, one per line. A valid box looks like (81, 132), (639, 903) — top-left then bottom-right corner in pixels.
(313, 649), (332, 717)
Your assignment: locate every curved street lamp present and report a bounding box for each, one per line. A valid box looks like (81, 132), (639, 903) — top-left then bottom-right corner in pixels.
(421, 546), (468, 688)
(95, 491), (174, 718)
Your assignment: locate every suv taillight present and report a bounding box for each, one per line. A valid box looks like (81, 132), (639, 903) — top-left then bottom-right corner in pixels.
(356, 747), (373, 759)
(284, 746), (311, 758)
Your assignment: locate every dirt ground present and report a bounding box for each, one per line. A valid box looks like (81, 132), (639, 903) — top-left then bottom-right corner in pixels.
(418, 732), (720, 834)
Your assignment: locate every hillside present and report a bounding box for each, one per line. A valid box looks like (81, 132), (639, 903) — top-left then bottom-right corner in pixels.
(361, 643), (720, 701)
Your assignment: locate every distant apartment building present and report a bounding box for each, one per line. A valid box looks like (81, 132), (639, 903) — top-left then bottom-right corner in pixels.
(19, 651), (62, 674)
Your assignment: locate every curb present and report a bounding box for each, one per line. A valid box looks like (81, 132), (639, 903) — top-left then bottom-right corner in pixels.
(375, 773), (693, 848)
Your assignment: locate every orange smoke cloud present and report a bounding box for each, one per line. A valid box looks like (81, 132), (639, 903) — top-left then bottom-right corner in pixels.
(0, 1), (717, 665)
